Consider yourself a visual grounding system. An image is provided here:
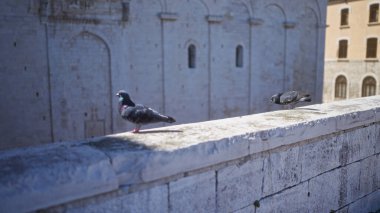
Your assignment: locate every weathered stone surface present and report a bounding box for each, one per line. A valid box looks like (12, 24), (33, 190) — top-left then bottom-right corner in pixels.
(248, 109), (338, 155)
(169, 171), (216, 213)
(48, 185), (168, 213)
(359, 156), (378, 197)
(345, 162), (361, 204)
(87, 124), (250, 185)
(340, 125), (377, 164)
(336, 206), (349, 213)
(257, 182), (309, 213)
(300, 136), (342, 181)
(0, 144), (118, 213)
(308, 168), (341, 212)
(336, 109), (377, 131)
(263, 146), (301, 196)
(348, 190), (380, 213)
(375, 124), (380, 154)
(376, 106), (380, 122)
(217, 155), (264, 212)
(376, 154), (380, 190)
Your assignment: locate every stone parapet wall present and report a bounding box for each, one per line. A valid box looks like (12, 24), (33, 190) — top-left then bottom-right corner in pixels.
(1, 96), (379, 213)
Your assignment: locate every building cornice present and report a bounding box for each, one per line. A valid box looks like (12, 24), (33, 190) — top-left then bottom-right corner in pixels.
(328, 0), (364, 6)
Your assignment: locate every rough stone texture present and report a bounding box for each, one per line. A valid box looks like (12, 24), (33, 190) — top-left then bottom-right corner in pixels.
(300, 135), (342, 181)
(345, 162), (361, 205)
(376, 124), (380, 154)
(340, 125), (377, 164)
(47, 185), (168, 213)
(308, 168), (341, 212)
(0, 144), (118, 213)
(347, 190), (380, 213)
(262, 146), (301, 196)
(358, 156), (378, 198)
(257, 182), (309, 213)
(376, 154), (380, 190)
(169, 171), (216, 213)
(86, 124), (250, 185)
(0, 0), (328, 150)
(217, 155), (264, 212)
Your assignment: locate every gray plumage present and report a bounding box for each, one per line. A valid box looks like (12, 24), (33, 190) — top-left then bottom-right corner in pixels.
(271, 91), (311, 109)
(116, 90), (175, 133)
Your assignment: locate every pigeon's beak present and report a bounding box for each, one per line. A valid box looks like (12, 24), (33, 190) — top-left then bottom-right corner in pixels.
(115, 93), (119, 97)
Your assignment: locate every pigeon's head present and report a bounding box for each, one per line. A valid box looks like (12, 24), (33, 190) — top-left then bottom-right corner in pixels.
(116, 90), (135, 106)
(270, 93), (282, 103)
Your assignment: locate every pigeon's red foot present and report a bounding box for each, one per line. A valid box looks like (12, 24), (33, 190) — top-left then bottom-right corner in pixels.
(132, 128), (140, 133)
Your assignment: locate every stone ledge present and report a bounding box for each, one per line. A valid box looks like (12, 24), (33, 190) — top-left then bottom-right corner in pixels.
(85, 96), (380, 186)
(0, 144), (118, 213)
(0, 96), (379, 212)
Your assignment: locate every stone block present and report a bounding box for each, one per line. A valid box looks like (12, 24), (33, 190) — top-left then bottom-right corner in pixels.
(348, 190), (380, 213)
(376, 154), (380, 189)
(376, 106), (380, 122)
(88, 124), (250, 185)
(0, 145), (118, 213)
(336, 206), (348, 213)
(217, 155), (264, 212)
(233, 205), (255, 213)
(336, 109), (376, 131)
(140, 135), (249, 183)
(345, 162), (361, 204)
(359, 156), (377, 197)
(169, 171), (215, 213)
(50, 185), (168, 213)
(308, 168), (341, 212)
(262, 146), (301, 196)
(300, 136), (342, 181)
(339, 125), (377, 164)
(257, 182), (308, 213)
(375, 124), (380, 154)
(248, 109), (337, 155)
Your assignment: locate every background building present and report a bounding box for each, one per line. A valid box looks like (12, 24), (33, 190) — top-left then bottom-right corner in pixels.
(0, 0), (327, 150)
(324, 0), (380, 102)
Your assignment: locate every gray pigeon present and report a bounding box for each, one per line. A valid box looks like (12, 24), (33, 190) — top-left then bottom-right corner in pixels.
(271, 91), (311, 109)
(116, 90), (176, 133)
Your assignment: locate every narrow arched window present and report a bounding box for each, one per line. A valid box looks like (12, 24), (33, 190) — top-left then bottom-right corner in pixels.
(362, 76), (376, 97)
(335, 75), (347, 99)
(340, 8), (349, 26)
(366, 38), (378, 58)
(236, 45), (243, 68)
(338, 40), (348, 58)
(188, 44), (196, 68)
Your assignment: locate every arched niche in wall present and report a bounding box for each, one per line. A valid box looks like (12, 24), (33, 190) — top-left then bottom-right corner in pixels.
(50, 31), (112, 142)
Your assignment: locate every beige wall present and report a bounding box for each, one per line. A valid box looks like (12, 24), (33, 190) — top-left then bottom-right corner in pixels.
(324, 0), (380, 102)
(325, 0), (380, 60)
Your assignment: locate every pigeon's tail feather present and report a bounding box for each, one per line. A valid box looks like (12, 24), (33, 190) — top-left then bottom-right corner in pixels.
(298, 96), (311, 102)
(165, 116), (176, 123)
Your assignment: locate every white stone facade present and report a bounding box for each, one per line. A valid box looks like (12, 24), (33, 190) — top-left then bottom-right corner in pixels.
(0, 0), (327, 149)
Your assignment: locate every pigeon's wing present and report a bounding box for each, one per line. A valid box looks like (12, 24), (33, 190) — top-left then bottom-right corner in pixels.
(128, 105), (167, 124)
(280, 91), (298, 104)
